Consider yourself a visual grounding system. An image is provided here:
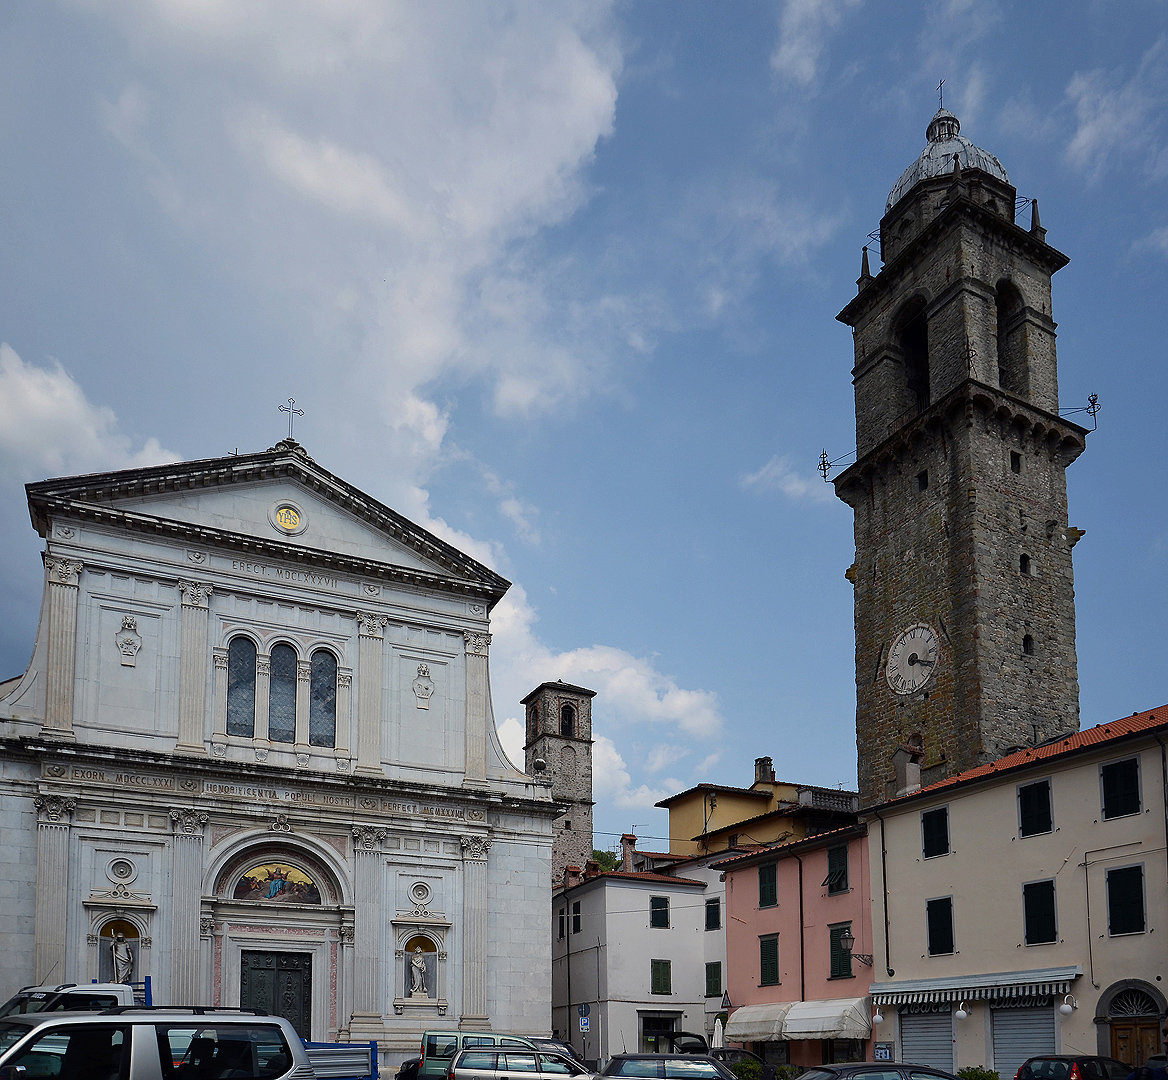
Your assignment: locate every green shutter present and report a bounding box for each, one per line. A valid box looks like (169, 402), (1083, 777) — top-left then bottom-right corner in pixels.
(759, 863), (777, 907)
(829, 923), (853, 978)
(824, 846), (848, 893)
(759, 936), (779, 986)
(651, 959), (672, 995)
(705, 962), (722, 997)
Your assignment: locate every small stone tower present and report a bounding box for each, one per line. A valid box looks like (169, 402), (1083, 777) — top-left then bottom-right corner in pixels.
(835, 109), (1087, 805)
(522, 681), (595, 885)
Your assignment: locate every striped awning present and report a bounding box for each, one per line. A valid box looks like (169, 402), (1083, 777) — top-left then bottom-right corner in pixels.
(868, 966), (1082, 1007)
(724, 998), (871, 1042)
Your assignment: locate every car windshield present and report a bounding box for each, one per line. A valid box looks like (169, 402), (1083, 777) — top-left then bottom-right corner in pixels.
(663, 1061), (723, 1079)
(0, 993), (53, 1017)
(1023, 1063), (1071, 1080)
(0, 1021), (35, 1054)
(608, 1061), (661, 1077)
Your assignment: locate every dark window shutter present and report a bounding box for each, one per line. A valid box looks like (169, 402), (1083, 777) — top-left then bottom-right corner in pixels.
(1101, 760), (1140, 818)
(922, 808), (950, 858)
(1018, 781), (1053, 836)
(759, 863), (777, 907)
(705, 962), (722, 997)
(759, 936), (779, 986)
(651, 959), (672, 994)
(823, 846), (849, 893)
(650, 896), (670, 928)
(829, 924), (853, 978)
(1023, 880), (1057, 944)
(705, 898), (721, 931)
(1107, 866), (1145, 934)
(926, 897), (954, 955)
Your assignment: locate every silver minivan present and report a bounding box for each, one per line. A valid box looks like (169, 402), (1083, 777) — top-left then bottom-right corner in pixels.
(449, 1047), (595, 1080)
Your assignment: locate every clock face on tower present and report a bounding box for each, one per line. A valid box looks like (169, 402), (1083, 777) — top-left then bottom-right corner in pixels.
(886, 623), (939, 695)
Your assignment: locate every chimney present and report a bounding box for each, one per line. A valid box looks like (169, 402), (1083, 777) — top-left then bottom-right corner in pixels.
(584, 859), (601, 879)
(621, 833), (637, 872)
(754, 756), (775, 784)
(563, 865), (582, 889)
(892, 732), (924, 797)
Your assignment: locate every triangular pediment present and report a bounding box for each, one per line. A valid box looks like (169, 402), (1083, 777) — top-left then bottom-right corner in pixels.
(26, 440), (509, 605)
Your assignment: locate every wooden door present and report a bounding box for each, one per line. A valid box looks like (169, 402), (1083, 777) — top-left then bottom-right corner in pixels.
(1111, 1021), (1162, 1067)
(240, 951), (312, 1040)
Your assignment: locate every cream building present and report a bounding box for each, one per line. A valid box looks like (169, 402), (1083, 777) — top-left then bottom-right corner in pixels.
(0, 438), (559, 1059)
(863, 707), (1168, 1076)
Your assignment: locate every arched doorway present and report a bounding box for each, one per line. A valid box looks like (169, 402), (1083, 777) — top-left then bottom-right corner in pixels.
(1098, 982), (1165, 1067)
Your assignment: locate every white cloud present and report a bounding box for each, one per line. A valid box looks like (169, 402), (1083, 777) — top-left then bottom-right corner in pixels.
(646, 743), (690, 774)
(1133, 225), (1168, 257)
(0, 344), (178, 479)
(592, 735), (675, 810)
(740, 454), (834, 503)
(1065, 36), (1168, 181)
(496, 715), (525, 770)
(770, 0), (862, 88)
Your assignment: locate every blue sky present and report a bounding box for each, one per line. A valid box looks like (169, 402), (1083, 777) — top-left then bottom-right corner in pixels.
(1, 1), (1166, 853)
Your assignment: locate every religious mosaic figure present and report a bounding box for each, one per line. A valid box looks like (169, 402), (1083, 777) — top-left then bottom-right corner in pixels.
(110, 932), (134, 984)
(409, 946), (427, 996)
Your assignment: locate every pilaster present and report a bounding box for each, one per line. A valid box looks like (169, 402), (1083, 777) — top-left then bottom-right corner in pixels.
(355, 613), (387, 776)
(294, 659), (312, 765)
(176, 582), (212, 754)
(459, 834), (492, 1029)
(169, 807), (208, 1004)
(350, 825), (387, 1037)
(211, 649), (229, 756)
(463, 632), (491, 784)
(335, 671), (353, 771)
(42, 557), (83, 738)
(34, 794), (75, 982)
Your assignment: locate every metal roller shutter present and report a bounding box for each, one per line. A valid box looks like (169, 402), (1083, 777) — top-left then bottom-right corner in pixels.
(992, 1007), (1056, 1079)
(900, 1012), (954, 1072)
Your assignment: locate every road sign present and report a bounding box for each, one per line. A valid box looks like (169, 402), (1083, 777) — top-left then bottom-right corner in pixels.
(579, 1017), (590, 1032)
(577, 1004), (590, 1017)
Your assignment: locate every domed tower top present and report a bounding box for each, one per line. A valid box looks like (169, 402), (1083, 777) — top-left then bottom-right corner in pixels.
(886, 108), (1009, 212)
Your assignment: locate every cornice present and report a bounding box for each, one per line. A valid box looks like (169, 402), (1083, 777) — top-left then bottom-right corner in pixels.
(838, 194), (1070, 327)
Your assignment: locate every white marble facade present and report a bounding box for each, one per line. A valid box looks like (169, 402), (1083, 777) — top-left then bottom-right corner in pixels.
(0, 439), (557, 1059)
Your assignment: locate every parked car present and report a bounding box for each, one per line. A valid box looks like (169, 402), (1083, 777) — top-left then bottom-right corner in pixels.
(1016, 1056), (1134, 1080)
(0, 983), (139, 1017)
(600, 1053), (736, 1079)
(531, 1038), (585, 1063)
(448, 1047), (595, 1080)
(796, 1064), (961, 1080)
(419, 1030), (541, 1079)
(397, 1055), (422, 1080)
(709, 1049), (764, 1069)
(0, 1007), (312, 1079)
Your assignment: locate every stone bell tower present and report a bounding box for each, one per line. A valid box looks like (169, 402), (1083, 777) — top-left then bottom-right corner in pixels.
(522, 681), (595, 885)
(834, 109), (1087, 806)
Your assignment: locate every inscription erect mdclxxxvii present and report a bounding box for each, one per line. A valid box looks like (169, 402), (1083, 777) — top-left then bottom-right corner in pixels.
(230, 560), (339, 589)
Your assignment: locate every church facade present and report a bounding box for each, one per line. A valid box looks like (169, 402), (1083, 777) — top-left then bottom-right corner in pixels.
(0, 438), (559, 1056)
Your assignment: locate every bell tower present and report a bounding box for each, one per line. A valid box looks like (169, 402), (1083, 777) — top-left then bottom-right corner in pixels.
(835, 109), (1088, 806)
(522, 681), (595, 885)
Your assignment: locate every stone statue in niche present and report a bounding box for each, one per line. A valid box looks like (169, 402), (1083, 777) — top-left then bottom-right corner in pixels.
(115, 615), (142, 667)
(412, 664), (434, 710)
(111, 932), (134, 983)
(409, 946), (428, 996)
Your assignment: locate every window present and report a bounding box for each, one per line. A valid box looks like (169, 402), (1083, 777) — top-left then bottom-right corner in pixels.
(649, 895), (670, 928)
(996, 280), (1027, 394)
(502, 1054), (540, 1073)
(1018, 779), (1052, 836)
(921, 807), (949, 858)
(916, 470), (929, 492)
(705, 897), (721, 931)
(571, 901), (581, 934)
(308, 649), (337, 747)
(829, 922), (853, 979)
(650, 959), (672, 995)
(557, 909), (565, 940)
(824, 846), (848, 894)
(560, 704), (575, 738)
(540, 1055), (588, 1077)
(461, 1053), (498, 1071)
(926, 896), (954, 955)
(759, 862), (777, 907)
(156, 1023), (292, 1078)
(226, 636), (257, 738)
(1023, 634), (1035, 656)
(896, 297), (930, 408)
(705, 961), (722, 997)
(1107, 865), (1145, 935)
(4, 1023), (129, 1079)
(1019, 553), (1031, 575)
(727, 834), (738, 847)
(268, 643), (297, 743)
(665, 1061), (726, 1079)
(759, 935), (779, 986)
(1023, 879), (1057, 944)
(1011, 451), (1022, 474)
(1101, 758), (1141, 819)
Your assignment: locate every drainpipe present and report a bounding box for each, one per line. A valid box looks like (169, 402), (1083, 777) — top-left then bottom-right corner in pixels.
(566, 900), (574, 1050)
(1156, 734), (1168, 894)
(874, 809), (894, 978)
(793, 853), (806, 1001)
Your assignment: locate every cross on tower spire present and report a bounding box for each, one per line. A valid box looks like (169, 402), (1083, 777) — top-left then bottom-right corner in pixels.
(278, 398), (304, 440)
(938, 78), (945, 109)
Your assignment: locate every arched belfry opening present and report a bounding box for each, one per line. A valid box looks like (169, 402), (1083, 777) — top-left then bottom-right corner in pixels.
(560, 703), (575, 737)
(895, 297), (930, 410)
(996, 279), (1028, 396)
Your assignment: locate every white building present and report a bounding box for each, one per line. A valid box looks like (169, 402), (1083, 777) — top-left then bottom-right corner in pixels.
(0, 438), (559, 1061)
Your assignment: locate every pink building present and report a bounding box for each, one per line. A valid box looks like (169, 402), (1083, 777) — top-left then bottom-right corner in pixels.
(716, 824), (876, 1067)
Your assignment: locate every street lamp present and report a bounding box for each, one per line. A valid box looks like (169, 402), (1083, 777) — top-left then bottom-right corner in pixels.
(838, 928), (873, 967)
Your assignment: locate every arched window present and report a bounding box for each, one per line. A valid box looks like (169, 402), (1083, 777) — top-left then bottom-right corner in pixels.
(268, 643), (297, 743)
(309, 649), (337, 748)
(1023, 634), (1035, 656)
(560, 703), (575, 738)
(227, 636), (257, 737)
(526, 702), (539, 744)
(996, 280), (1027, 394)
(895, 298), (929, 409)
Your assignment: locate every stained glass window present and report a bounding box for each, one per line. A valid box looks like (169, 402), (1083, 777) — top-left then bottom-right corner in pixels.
(309, 650), (337, 747)
(226, 637), (256, 737)
(268, 644), (297, 743)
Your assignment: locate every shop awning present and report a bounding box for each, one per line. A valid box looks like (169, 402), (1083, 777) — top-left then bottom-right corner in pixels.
(724, 998), (871, 1042)
(724, 1003), (793, 1041)
(867, 966), (1082, 1007)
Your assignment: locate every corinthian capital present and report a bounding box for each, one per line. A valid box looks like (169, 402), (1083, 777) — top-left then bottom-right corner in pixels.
(169, 807), (209, 836)
(352, 824), (387, 852)
(45, 558), (83, 586)
(178, 581), (213, 608)
(463, 631), (492, 657)
(460, 835), (492, 861)
(35, 794), (76, 823)
(357, 612), (388, 639)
